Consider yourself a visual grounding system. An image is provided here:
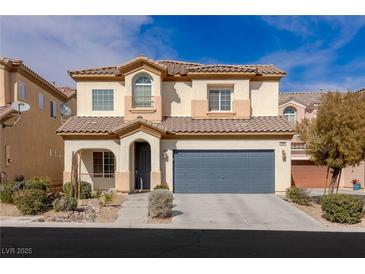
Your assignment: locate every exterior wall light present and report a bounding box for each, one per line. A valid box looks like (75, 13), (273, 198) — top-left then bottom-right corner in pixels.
(163, 150), (169, 161)
(282, 150), (287, 162)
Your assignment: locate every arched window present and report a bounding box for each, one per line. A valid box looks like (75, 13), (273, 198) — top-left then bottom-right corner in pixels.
(133, 75), (152, 107)
(283, 107), (297, 124)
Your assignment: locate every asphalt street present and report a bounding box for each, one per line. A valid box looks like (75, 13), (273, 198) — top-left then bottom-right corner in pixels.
(1, 227), (365, 258)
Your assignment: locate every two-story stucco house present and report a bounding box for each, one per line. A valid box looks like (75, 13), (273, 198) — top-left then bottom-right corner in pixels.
(279, 91), (365, 189)
(0, 58), (76, 188)
(57, 56), (294, 193)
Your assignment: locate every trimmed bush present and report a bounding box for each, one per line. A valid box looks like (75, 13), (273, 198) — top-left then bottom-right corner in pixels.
(80, 181), (92, 199)
(53, 197), (78, 212)
(148, 189), (173, 218)
(24, 177), (49, 192)
(153, 184), (170, 190)
(320, 194), (364, 224)
(0, 182), (15, 203)
(13, 189), (47, 215)
(285, 187), (311, 206)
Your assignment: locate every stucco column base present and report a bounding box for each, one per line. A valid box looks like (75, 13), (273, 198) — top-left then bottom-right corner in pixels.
(63, 171), (71, 184)
(115, 171), (130, 192)
(151, 171), (162, 189)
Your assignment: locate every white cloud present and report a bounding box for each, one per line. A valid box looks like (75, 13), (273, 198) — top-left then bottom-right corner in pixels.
(259, 16), (365, 91)
(0, 16), (177, 86)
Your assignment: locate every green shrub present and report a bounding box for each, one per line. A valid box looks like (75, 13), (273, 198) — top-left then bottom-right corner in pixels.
(24, 177), (49, 192)
(320, 194), (364, 224)
(153, 184), (170, 190)
(104, 192), (113, 203)
(285, 187), (311, 206)
(148, 189), (173, 218)
(80, 181), (92, 199)
(63, 181), (91, 199)
(63, 182), (74, 197)
(53, 197), (78, 212)
(92, 190), (102, 199)
(13, 189), (47, 215)
(0, 182), (15, 203)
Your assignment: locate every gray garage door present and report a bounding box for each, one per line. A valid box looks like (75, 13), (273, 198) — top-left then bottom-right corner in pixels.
(173, 150), (275, 193)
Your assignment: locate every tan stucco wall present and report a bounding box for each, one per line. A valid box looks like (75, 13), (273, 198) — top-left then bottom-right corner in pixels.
(251, 80), (279, 116)
(160, 138), (292, 192)
(0, 71), (75, 185)
(75, 71), (281, 119)
(76, 81), (125, 116)
(162, 82), (192, 117)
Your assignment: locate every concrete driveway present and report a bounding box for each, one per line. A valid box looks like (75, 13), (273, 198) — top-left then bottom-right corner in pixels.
(116, 193), (324, 231)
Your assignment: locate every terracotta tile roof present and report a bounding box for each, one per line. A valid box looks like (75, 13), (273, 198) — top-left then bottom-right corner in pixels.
(56, 116), (124, 134)
(57, 116), (294, 135)
(162, 116), (293, 134)
(1, 57), (74, 100)
(57, 86), (76, 98)
(279, 92), (327, 106)
(158, 60), (203, 75)
(68, 57), (285, 77)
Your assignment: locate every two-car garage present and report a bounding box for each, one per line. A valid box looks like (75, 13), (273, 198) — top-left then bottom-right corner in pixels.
(173, 150), (275, 193)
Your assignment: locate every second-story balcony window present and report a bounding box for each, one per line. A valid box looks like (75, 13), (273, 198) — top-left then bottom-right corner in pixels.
(133, 75), (152, 108)
(92, 89), (114, 111)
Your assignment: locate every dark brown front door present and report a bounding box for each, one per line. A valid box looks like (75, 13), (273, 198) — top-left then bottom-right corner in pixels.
(135, 142), (151, 190)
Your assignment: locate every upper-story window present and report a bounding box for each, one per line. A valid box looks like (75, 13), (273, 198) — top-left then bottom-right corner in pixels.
(38, 93), (44, 110)
(92, 89), (114, 111)
(283, 107), (297, 124)
(50, 100), (57, 119)
(18, 82), (27, 100)
(133, 75), (152, 108)
(208, 88), (232, 111)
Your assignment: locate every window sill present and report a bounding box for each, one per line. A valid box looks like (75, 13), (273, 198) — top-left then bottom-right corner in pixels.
(206, 111), (236, 117)
(129, 108), (156, 114)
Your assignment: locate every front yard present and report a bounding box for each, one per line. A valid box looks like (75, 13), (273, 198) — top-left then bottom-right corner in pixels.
(0, 177), (126, 223)
(283, 187), (365, 228)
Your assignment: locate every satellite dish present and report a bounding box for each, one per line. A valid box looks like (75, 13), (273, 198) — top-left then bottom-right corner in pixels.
(11, 101), (30, 113)
(59, 103), (72, 117)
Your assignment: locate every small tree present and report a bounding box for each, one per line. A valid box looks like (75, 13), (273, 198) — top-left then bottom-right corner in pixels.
(296, 92), (365, 194)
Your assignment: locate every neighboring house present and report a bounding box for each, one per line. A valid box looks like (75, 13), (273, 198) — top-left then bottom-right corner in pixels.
(0, 58), (76, 188)
(279, 91), (365, 188)
(57, 56), (294, 193)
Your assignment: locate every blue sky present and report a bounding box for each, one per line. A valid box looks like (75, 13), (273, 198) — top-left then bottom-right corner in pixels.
(1, 16), (365, 91)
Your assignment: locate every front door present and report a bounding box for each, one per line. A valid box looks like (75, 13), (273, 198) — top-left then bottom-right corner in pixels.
(135, 142), (151, 190)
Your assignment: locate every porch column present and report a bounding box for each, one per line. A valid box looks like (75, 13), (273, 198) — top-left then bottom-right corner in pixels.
(117, 137), (131, 192)
(150, 137), (161, 189)
(63, 141), (73, 183)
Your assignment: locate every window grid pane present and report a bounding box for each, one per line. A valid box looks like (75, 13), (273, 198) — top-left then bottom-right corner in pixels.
(209, 90), (220, 111)
(92, 89), (114, 111)
(209, 89), (231, 111)
(93, 152), (103, 177)
(103, 152), (115, 178)
(133, 75), (152, 108)
(38, 93), (44, 110)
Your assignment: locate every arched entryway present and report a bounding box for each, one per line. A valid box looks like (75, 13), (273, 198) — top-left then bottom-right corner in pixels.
(134, 141), (151, 191)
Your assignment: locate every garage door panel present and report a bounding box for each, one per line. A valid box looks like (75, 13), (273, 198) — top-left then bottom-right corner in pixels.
(173, 150), (275, 193)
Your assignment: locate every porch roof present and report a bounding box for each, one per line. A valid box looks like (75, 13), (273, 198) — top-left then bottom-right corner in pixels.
(57, 116), (294, 136)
